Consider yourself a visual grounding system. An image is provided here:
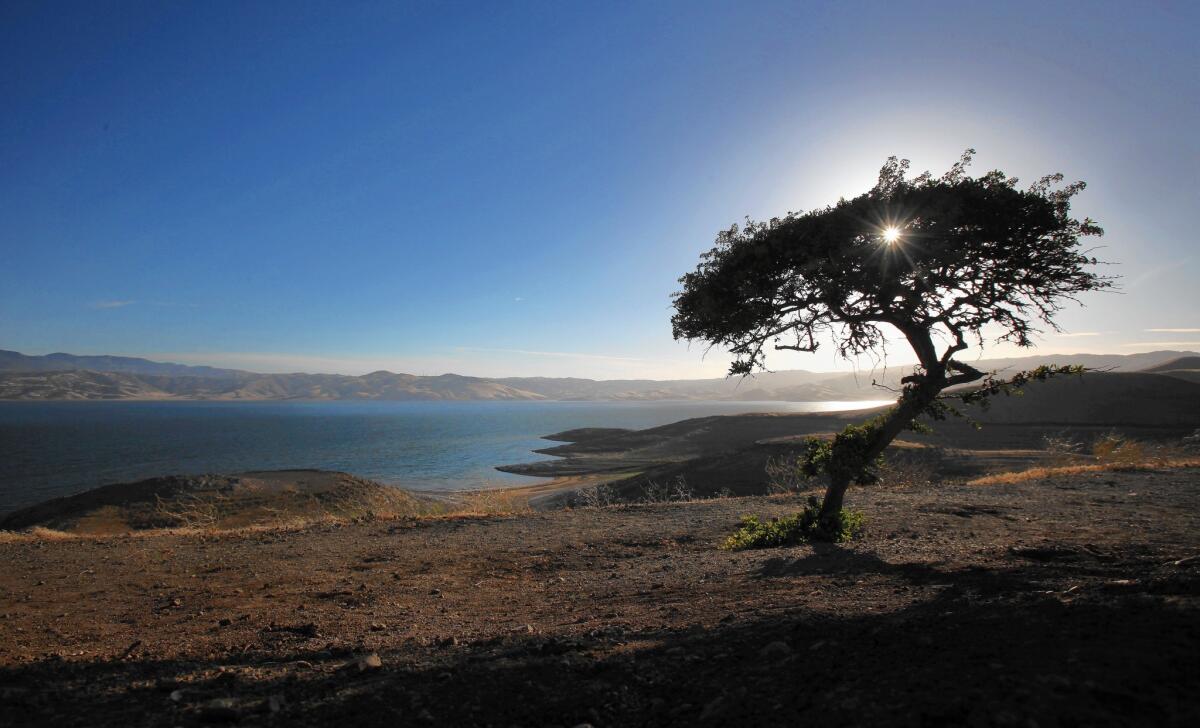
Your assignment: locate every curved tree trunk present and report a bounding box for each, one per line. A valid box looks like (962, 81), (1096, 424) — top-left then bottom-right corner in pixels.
(816, 377), (942, 527)
(815, 325), (988, 530)
(819, 471), (853, 518)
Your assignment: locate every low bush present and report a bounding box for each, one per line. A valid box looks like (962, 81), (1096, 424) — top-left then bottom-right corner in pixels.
(1088, 432), (1193, 468)
(451, 488), (531, 516)
(721, 497), (864, 550)
(574, 484), (618, 508)
(765, 454), (816, 494)
(641, 475), (694, 503)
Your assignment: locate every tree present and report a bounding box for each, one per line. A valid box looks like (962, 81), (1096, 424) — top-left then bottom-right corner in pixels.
(671, 150), (1112, 534)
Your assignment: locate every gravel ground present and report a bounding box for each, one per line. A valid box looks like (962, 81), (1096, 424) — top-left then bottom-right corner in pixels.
(1, 467), (1198, 727)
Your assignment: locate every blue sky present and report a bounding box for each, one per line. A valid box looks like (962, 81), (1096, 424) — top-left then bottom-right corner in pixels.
(1, 1), (1197, 378)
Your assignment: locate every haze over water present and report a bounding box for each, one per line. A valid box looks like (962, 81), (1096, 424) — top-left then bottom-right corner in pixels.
(0, 399), (888, 514)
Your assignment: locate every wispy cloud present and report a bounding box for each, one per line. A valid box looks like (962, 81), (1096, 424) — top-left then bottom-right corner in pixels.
(90, 300), (136, 309)
(1120, 341), (1200, 348)
(147, 351), (448, 375)
(1126, 265), (1170, 289)
(455, 346), (647, 363)
(1146, 328), (1200, 333)
(145, 348), (688, 379)
(1054, 331), (1104, 337)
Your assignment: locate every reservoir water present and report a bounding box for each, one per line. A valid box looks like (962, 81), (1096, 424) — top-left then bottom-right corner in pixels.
(0, 399), (888, 514)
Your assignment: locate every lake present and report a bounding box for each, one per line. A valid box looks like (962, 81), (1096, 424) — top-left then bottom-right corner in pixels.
(0, 399), (889, 514)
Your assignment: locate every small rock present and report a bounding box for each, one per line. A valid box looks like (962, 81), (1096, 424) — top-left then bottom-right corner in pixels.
(199, 698), (240, 723)
(217, 618), (232, 627)
(344, 652), (383, 672)
(266, 694), (286, 713)
(1009, 546), (1076, 562)
(369, 622), (387, 631)
(759, 641), (792, 659)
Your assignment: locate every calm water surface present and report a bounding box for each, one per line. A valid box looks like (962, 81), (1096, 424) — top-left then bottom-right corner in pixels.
(0, 400), (888, 513)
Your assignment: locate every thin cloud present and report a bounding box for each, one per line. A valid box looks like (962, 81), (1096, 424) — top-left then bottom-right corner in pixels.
(1146, 328), (1200, 333)
(456, 346), (648, 363)
(1120, 341), (1200, 348)
(1054, 332), (1104, 337)
(147, 301), (200, 309)
(147, 351), (452, 375)
(90, 300), (136, 309)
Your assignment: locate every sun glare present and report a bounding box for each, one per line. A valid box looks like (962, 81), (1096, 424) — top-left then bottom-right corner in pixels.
(882, 226), (901, 244)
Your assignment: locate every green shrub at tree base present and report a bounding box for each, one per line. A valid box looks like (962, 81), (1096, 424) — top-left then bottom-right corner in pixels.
(721, 497), (865, 550)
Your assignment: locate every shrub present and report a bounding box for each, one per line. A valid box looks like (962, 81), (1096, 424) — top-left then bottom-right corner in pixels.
(875, 449), (941, 489)
(721, 497), (864, 550)
(575, 484), (618, 508)
(453, 488), (531, 515)
(765, 454), (817, 494)
(641, 475), (694, 503)
(1091, 433), (1154, 466)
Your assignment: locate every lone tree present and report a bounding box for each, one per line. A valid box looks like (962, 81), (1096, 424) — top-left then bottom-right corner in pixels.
(672, 150), (1112, 535)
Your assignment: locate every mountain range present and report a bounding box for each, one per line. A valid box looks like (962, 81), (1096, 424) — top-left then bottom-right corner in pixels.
(1, 348), (1197, 402)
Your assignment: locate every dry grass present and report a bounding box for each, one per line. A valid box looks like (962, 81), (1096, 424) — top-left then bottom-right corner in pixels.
(0, 484), (538, 543)
(968, 460), (1200, 486)
(444, 488), (532, 516)
(0, 526), (78, 543)
(970, 434), (1200, 487)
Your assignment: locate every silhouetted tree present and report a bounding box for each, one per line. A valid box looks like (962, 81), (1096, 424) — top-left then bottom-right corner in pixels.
(672, 150), (1111, 533)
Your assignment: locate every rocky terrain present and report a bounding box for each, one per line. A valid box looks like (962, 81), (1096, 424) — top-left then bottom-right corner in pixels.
(1, 467), (1197, 726)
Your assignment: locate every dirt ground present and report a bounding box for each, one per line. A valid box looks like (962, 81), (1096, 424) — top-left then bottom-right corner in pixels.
(2, 467), (1198, 727)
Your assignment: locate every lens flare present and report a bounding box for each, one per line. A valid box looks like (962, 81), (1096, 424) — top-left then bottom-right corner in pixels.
(882, 226), (901, 244)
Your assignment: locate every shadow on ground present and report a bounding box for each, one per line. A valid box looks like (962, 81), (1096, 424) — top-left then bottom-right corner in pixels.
(3, 544), (1197, 727)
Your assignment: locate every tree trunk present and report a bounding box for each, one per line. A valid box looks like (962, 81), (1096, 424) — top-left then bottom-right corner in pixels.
(816, 378), (941, 528)
(819, 471), (852, 522)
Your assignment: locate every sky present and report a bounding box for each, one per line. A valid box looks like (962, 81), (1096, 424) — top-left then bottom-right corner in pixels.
(1, 1), (1197, 379)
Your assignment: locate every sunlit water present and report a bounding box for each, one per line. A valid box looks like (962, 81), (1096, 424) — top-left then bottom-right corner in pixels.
(0, 399), (890, 514)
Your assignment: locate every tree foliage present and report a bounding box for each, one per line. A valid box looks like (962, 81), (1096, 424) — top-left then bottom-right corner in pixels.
(672, 150), (1113, 531)
(672, 149), (1109, 377)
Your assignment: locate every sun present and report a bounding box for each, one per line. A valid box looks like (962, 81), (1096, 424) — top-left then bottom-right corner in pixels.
(882, 226), (901, 244)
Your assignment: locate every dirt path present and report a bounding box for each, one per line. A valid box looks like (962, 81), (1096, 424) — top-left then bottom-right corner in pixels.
(2, 468), (1198, 726)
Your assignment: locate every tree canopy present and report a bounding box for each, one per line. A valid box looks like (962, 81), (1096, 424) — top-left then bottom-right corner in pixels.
(672, 150), (1113, 532)
(672, 150), (1109, 379)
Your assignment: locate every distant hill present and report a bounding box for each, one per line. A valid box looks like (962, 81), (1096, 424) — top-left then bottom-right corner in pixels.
(1140, 355), (1200, 384)
(0, 349), (246, 379)
(962, 371), (1200, 426)
(0, 348), (1196, 401)
(0, 370), (174, 400)
(0, 368), (545, 401)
